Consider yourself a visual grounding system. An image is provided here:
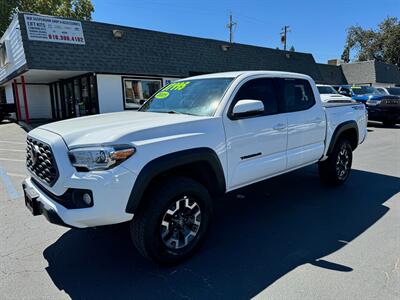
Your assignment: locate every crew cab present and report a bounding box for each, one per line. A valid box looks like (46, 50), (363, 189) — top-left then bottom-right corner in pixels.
(23, 71), (367, 264)
(338, 85), (400, 127)
(317, 84), (353, 102)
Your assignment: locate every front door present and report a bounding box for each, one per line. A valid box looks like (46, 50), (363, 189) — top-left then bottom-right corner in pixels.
(224, 77), (288, 190)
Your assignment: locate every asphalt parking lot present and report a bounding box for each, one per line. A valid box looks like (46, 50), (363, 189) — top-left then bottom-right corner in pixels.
(0, 120), (399, 300)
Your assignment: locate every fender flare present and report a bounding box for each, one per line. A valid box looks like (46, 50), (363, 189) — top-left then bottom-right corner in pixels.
(125, 147), (226, 213)
(327, 120), (359, 155)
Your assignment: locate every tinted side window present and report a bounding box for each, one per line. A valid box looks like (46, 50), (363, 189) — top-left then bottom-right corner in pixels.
(340, 87), (351, 95)
(233, 78), (279, 115)
(283, 79), (315, 112)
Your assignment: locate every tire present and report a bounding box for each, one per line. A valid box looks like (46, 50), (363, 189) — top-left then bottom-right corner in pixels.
(383, 120), (396, 127)
(130, 176), (213, 265)
(319, 138), (353, 186)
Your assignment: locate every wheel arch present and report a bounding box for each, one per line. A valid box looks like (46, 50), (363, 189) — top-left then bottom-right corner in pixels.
(125, 147), (226, 214)
(327, 120), (359, 155)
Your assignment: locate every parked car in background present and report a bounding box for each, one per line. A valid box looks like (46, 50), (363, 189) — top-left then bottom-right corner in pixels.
(0, 103), (16, 122)
(317, 84), (353, 102)
(338, 85), (400, 127)
(376, 87), (400, 96)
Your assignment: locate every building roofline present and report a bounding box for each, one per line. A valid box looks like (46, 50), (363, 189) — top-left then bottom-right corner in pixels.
(17, 12), (314, 57)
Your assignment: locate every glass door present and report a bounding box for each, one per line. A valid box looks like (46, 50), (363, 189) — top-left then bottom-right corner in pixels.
(59, 74), (99, 119)
(65, 81), (76, 118)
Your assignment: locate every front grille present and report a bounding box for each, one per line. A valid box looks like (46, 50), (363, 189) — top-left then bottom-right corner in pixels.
(382, 99), (400, 105)
(26, 137), (59, 186)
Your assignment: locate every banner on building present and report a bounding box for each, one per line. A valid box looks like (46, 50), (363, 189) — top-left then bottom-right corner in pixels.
(24, 14), (85, 45)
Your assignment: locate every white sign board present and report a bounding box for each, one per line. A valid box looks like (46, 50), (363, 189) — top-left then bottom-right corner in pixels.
(24, 14), (85, 45)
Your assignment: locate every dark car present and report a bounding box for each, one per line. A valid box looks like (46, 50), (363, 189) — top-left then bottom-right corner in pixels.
(376, 87), (400, 96)
(0, 103), (16, 122)
(337, 85), (400, 127)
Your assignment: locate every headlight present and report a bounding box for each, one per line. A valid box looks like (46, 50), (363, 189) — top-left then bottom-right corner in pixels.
(366, 99), (381, 106)
(68, 145), (136, 171)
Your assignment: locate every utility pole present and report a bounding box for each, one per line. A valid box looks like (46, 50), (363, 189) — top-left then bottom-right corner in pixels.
(226, 12), (237, 43)
(280, 25), (291, 51)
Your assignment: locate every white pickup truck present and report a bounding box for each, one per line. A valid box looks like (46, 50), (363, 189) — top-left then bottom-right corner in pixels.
(317, 84), (353, 102)
(23, 71), (367, 264)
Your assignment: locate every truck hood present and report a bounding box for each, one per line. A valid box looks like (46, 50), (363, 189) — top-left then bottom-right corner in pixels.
(37, 111), (211, 148)
(320, 94), (352, 102)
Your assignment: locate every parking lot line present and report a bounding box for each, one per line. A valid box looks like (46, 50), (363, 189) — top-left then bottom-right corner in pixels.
(0, 148), (26, 152)
(0, 158), (25, 162)
(7, 172), (26, 178)
(0, 140), (25, 145)
(0, 164), (21, 200)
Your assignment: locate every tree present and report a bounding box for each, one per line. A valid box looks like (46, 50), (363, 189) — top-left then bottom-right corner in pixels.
(289, 45), (295, 52)
(0, 0), (18, 37)
(1, 0), (94, 36)
(342, 17), (400, 66)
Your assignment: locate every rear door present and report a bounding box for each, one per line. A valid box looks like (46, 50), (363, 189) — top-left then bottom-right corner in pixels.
(224, 77), (288, 189)
(281, 78), (326, 169)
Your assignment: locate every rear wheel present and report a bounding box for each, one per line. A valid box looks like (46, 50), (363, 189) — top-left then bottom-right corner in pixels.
(130, 176), (213, 265)
(319, 138), (353, 186)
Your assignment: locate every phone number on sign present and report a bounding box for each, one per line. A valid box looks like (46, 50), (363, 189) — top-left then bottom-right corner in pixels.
(48, 34), (84, 42)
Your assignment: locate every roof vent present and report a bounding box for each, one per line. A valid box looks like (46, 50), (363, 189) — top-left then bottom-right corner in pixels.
(113, 29), (124, 39)
(221, 44), (232, 52)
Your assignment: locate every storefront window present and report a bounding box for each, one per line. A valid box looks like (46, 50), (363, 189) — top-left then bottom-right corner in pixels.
(123, 78), (162, 109)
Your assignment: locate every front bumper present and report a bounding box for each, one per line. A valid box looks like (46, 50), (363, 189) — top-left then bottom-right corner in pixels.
(22, 181), (73, 228)
(24, 128), (137, 228)
(22, 165), (136, 228)
(366, 106), (400, 122)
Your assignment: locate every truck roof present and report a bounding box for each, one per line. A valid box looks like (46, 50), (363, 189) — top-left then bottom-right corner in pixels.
(182, 71), (313, 81)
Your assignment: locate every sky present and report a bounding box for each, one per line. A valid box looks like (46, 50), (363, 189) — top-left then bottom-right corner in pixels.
(91, 0), (399, 63)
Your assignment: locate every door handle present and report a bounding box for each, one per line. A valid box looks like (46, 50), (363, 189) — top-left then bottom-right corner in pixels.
(273, 123), (286, 131)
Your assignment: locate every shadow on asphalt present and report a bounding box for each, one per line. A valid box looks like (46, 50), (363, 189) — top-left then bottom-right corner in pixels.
(43, 166), (400, 299)
(367, 121), (400, 129)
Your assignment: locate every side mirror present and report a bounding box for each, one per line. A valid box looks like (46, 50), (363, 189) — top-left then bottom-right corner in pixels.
(232, 99), (264, 119)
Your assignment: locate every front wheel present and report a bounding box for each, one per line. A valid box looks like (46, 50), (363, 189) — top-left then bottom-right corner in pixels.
(130, 177), (213, 265)
(319, 138), (353, 186)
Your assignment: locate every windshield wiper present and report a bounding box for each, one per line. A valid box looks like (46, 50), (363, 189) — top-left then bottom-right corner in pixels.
(152, 110), (199, 116)
(166, 110), (181, 114)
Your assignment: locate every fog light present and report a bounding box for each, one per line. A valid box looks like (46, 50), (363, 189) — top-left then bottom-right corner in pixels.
(82, 193), (92, 205)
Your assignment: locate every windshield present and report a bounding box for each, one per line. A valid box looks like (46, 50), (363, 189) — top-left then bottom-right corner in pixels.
(317, 86), (338, 94)
(139, 78), (233, 116)
(351, 86), (380, 95)
(387, 88), (400, 95)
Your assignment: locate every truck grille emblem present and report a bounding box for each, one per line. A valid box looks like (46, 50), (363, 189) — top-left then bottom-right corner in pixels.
(30, 145), (40, 166)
